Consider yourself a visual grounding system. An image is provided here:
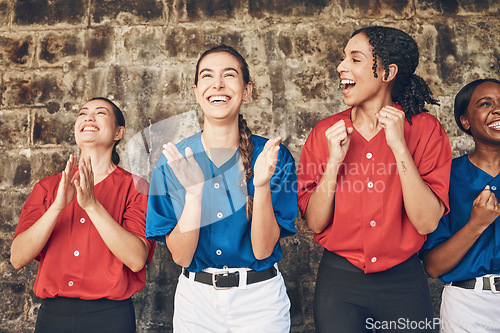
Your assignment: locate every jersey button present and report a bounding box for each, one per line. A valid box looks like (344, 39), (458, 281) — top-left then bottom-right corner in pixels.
(68, 281), (74, 287)
(80, 218), (85, 223)
(371, 257), (377, 263)
(214, 183), (220, 189)
(370, 220), (376, 227)
(366, 152), (373, 159)
(217, 212), (223, 219)
(491, 186), (497, 191)
(216, 249), (222, 256)
(74, 250), (80, 257)
(367, 182), (374, 189)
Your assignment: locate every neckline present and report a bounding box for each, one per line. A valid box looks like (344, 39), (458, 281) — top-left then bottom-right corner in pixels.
(465, 155), (499, 179)
(199, 132), (241, 171)
(348, 108), (385, 143)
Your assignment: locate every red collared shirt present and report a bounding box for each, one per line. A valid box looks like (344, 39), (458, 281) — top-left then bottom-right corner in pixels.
(14, 166), (155, 300)
(298, 105), (451, 273)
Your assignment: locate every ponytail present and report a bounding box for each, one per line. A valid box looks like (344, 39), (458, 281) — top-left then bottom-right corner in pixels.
(238, 114), (254, 220)
(392, 74), (439, 123)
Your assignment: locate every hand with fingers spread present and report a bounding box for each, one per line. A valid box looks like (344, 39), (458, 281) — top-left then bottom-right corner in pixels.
(253, 137), (281, 188)
(376, 106), (406, 152)
(469, 185), (500, 232)
(74, 157), (98, 210)
(163, 143), (205, 196)
(325, 120), (353, 166)
(53, 154), (78, 211)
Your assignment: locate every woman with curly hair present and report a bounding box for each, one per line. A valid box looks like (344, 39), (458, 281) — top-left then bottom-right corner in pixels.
(146, 45), (297, 332)
(422, 79), (500, 332)
(297, 26), (452, 332)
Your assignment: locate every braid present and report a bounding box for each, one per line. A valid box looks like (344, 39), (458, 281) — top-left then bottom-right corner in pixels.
(353, 26), (439, 123)
(238, 114), (254, 220)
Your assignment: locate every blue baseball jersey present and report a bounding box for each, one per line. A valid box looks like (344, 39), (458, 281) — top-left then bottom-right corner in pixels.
(422, 155), (500, 284)
(146, 132), (297, 272)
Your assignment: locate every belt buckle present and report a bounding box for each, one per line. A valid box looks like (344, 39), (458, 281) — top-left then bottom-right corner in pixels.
(212, 271), (231, 290)
(489, 276), (500, 294)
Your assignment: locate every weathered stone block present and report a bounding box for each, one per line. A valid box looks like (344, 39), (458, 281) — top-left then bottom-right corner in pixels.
(0, 1), (10, 30)
(14, 0), (87, 26)
(0, 109), (29, 147)
(33, 108), (75, 145)
(91, 0), (164, 25)
(86, 27), (115, 66)
(2, 71), (66, 107)
(182, 0), (243, 20)
(0, 281), (28, 321)
(30, 148), (77, 185)
(0, 34), (33, 67)
(0, 190), (29, 231)
(0, 150), (31, 189)
(163, 27), (203, 58)
(120, 27), (168, 64)
(415, 0), (499, 16)
(249, 0), (328, 17)
(338, 0), (413, 18)
(37, 31), (85, 67)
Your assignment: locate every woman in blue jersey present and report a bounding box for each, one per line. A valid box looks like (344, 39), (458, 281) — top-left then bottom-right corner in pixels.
(146, 45), (297, 332)
(422, 78), (500, 332)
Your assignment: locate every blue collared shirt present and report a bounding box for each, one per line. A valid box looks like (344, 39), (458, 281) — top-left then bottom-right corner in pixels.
(422, 155), (500, 284)
(146, 132), (297, 272)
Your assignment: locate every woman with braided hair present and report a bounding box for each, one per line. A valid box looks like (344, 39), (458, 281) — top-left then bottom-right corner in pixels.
(297, 26), (452, 332)
(146, 44), (297, 332)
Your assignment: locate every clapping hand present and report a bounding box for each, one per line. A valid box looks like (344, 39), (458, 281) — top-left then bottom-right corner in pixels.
(163, 143), (205, 196)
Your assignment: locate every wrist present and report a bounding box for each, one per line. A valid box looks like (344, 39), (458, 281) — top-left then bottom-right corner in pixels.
(465, 218), (488, 237)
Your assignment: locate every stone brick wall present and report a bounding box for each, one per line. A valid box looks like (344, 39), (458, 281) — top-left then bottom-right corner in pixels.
(0, 0), (498, 332)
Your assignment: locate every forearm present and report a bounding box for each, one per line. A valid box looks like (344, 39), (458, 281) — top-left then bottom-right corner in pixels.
(165, 192), (202, 268)
(251, 185), (280, 260)
(10, 205), (62, 269)
(423, 222), (484, 278)
(304, 162), (339, 233)
(85, 202), (150, 272)
(394, 148), (445, 234)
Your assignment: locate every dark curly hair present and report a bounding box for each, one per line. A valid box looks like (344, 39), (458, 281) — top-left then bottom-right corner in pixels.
(454, 78), (500, 135)
(352, 26), (439, 123)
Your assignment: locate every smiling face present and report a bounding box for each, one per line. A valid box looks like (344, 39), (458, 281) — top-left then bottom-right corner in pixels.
(337, 33), (388, 107)
(461, 81), (500, 145)
(193, 51), (253, 123)
(74, 99), (124, 149)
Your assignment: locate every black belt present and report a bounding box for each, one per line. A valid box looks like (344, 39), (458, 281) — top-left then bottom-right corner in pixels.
(183, 266), (277, 289)
(451, 276), (500, 293)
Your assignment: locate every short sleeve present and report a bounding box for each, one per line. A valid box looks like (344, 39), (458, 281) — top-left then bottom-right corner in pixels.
(270, 145), (298, 238)
(297, 127), (327, 217)
(411, 115), (452, 216)
(146, 156), (186, 243)
(14, 180), (53, 238)
(121, 177), (156, 264)
(420, 213), (453, 254)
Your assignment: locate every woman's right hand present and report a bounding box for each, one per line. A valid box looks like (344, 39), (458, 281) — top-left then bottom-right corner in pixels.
(163, 143), (205, 196)
(325, 120), (354, 166)
(52, 154), (77, 211)
(469, 185), (500, 232)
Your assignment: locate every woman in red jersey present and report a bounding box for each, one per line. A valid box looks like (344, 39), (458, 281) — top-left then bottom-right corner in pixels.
(298, 26), (452, 332)
(11, 98), (155, 333)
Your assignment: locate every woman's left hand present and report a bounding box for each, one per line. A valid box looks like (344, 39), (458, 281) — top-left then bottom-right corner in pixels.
(376, 106), (407, 153)
(253, 137), (281, 188)
(74, 157), (98, 210)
